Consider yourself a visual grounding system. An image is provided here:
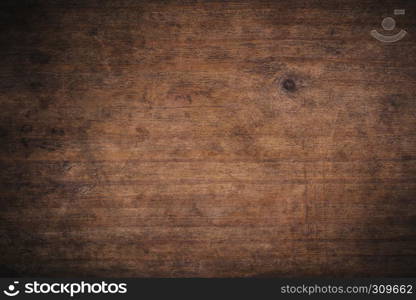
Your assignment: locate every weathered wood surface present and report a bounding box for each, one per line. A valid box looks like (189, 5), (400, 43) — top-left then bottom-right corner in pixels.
(1, 0), (416, 277)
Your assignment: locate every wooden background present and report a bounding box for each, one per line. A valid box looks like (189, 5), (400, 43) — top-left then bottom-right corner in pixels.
(1, 0), (416, 277)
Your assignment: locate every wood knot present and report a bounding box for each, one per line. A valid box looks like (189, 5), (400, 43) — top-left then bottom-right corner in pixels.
(282, 78), (296, 92)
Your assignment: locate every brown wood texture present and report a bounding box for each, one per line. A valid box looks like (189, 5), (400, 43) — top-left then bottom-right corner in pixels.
(1, 0), (416, 277)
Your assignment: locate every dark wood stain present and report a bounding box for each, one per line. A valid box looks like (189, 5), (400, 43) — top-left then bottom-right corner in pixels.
(1, 0), (416, 277)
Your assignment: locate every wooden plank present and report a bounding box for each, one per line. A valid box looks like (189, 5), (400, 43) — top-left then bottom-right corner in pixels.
(0, 0), (415, 277)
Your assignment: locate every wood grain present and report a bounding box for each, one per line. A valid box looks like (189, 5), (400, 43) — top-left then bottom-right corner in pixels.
(1, 0), (416, 277)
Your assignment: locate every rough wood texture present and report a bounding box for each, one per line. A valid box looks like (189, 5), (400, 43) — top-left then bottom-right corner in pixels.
(1, 0), (416, 277)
